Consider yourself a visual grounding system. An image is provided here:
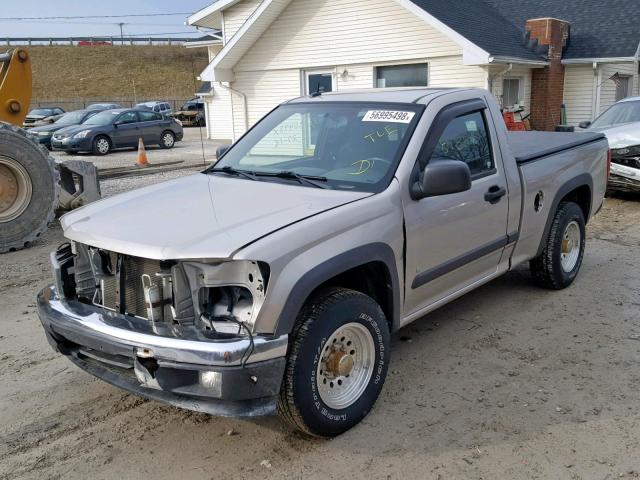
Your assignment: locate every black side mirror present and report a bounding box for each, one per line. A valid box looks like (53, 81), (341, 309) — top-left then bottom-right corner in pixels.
(216, 144), (232, 159)
(578, 121), (592, 129)
(411, 160), (472, 200)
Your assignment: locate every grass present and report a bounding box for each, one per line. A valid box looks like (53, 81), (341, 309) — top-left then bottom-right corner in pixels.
(29, 45), (209, 103)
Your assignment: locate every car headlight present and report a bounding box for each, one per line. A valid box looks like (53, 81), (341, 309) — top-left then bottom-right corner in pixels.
(73, 130), (92, 139)
(179, 260), (269, 335)
(38, 131), (52, 136)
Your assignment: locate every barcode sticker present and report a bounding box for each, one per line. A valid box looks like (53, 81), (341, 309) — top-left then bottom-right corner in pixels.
(362, 110), (415, 123)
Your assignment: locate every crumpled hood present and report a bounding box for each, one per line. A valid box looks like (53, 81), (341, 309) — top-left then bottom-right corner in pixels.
(61, 173), (369, 260)
(589, 122), (640, 148)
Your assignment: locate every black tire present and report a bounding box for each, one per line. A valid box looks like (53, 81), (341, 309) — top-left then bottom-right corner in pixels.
(0, 123), (58, 253)
(160, 130), (175, 149)
(530, 202), (586, 289)
(278, 287), (390, 437)
(92, 135), (111, 155)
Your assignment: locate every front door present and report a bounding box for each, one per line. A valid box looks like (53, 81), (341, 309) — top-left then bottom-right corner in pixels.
(305, 70), (334, 95)
(402, 99), (511, 320)
(112, 111), (141, 148)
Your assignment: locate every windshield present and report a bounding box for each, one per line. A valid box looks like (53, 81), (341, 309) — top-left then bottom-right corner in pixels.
(590, 100), (640, 128)
(55, 111), (88, 126)
(213, 103), (422, 192)
(30, 108), (54, 116)
(83, 110), (119, 125)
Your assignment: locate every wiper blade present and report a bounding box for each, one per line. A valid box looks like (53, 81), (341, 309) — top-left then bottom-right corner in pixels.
(209, 166), (258, 181)
(257, 171), (329, 189)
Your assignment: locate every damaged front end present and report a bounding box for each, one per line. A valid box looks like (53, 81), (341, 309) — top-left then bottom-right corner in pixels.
(37, 242), (287, 417)
(609, 146), (640, 193)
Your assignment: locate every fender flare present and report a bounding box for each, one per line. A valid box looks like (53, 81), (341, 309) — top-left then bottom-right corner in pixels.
(536, 173), (593, 257)
(273, 243), (401, 337)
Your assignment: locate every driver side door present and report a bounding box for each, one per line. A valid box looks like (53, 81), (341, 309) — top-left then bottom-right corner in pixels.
(402, 99), (511, 320)
(111, 111), (140, 148)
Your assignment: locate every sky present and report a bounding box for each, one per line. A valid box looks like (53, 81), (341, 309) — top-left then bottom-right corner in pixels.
(0, 0), (214, 39)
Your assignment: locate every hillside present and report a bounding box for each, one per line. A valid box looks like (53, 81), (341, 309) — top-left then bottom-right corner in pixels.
(29, 45), (209, 104)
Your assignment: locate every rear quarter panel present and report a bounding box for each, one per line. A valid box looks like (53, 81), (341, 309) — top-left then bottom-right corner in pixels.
(511, 139), (608, 267)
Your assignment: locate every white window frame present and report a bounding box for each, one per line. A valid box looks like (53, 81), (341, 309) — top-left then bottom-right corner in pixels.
(303, 69), (335, 95)
(501, 76), (524, 110)
(373, 61), (429, 89)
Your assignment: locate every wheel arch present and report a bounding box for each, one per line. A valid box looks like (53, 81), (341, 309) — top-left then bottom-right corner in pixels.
(536, 173), (593, 257)
(273, 243), (401, 337)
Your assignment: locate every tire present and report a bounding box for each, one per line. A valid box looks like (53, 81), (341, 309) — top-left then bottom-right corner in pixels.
(278, 287), (390, 437)
(530, 201), (586, 289)
(160, 130), (175, 149)
(92, 135), (111, 156)
(0, 123), (59, 253)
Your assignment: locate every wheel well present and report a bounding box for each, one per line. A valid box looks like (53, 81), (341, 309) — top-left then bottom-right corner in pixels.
(559, 185), (591, 221)
(94, 134), (111, 145)
(313, 262), (394, 330)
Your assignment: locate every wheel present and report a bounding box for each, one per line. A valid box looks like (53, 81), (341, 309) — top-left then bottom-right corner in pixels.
(160, 130), (175, 149)
(0, 123), (58, 253)
(278, 287), (390, 437)
(530, 202), (586, 289)
(92, 135), (111, 155)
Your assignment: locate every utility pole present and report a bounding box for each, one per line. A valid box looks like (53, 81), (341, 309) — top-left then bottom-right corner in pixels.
(118, 22), (125, 45)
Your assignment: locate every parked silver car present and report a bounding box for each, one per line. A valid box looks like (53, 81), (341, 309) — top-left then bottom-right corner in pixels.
(580, 96), (640, 192)
(136, 101), (173, 117)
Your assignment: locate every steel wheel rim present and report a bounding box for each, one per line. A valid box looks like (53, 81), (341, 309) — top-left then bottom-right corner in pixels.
(0, 156), (33, 223)
(316, 322), (375, 410)
(97, 138), (109, 154)
(163, 133), (174, 147)
(561, 220), (581, 272)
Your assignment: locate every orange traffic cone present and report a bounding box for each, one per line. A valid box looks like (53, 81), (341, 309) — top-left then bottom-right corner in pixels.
(136, 138), (149, 167)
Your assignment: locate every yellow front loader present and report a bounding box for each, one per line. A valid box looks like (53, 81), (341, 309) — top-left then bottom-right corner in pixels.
(0, 48), (100, 252)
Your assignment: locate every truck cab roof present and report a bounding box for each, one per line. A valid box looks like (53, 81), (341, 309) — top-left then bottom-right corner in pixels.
(286, 87), (461, 105)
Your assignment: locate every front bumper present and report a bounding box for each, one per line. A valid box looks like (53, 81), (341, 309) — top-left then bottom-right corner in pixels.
(37, 285), (288, 417)
(609, 161), (640, 193)
(51, 136), (91, 152)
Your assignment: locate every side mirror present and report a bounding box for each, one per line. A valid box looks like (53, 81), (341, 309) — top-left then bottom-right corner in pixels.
(578, 121), (592, 129)
(411, 160), (472, 200)
(216, 144), (232, 159)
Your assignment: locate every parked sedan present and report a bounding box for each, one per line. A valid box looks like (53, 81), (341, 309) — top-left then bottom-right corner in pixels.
(86, 103), (123, 111)
(51, 109), (184, 155)
(29, 109), (100, 149)
(580, 96), (640, 192)
(23, 107), (65, 128)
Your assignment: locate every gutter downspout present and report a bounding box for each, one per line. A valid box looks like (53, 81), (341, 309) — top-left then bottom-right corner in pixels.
(591, 62), (600, 119)
(217, 81), (248, 142)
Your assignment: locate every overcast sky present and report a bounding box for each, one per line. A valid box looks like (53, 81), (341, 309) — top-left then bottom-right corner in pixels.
(0, 0), (213, 38)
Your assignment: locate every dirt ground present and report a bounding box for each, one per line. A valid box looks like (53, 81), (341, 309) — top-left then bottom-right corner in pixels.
(1, 164), (639, 479)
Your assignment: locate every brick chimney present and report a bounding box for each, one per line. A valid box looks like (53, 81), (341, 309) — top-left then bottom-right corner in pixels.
(526, 18), (570, 131)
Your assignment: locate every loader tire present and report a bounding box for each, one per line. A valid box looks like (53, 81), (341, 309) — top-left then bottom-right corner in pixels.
(0, 122), (59, 253)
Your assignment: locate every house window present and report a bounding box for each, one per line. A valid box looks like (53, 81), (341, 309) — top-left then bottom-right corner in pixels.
(376, 63), (428, 88)
(502, 78), (521, 108)
(616, 75), (632, 102)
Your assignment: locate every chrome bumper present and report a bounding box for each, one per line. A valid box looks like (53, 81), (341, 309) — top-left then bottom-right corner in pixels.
(37, 285), (288, 416)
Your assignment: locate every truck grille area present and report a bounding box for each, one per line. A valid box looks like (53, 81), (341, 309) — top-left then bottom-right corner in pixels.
(73, 244), (178, 321)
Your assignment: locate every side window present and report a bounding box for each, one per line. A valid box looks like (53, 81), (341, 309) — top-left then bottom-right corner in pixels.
(431, 111), (494, 176)
(117, 112), (138, 124)
(138, 111), (157, 122)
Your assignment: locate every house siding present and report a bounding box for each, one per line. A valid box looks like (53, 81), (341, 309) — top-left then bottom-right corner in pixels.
(223, 0), (262, 43)
(599, 62), (639, 114)
(488, 64), (533, 114)
(563, 64), (595, 126)
(207, 83), (234, 141)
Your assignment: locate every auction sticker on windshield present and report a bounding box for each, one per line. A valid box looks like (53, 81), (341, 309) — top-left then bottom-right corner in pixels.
(362, 110), (415, 123)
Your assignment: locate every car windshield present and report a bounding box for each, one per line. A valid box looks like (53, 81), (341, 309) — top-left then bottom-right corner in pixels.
(590, 100), (640, 128)
(213, 103), (422, 193)
(83, 110), (119, 125)
(55, 111), (88, 126)
(30, 108), (54, 116)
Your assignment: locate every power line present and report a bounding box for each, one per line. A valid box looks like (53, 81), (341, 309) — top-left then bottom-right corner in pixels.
(0, 13), (192, 20)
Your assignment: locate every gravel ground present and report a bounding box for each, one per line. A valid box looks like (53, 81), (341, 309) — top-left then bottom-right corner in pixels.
(0, 166), (639, 479)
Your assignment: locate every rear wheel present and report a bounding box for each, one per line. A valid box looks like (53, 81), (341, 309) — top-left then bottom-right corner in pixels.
(278, 288), (390, 437)
(92, 135), (111, 155)
(0, 123), (58, 253)
(160, 130), (175, 149)
(530, 202), (586, 289)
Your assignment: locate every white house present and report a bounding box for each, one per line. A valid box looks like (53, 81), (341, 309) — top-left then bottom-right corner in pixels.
(188, 0), (640, 142)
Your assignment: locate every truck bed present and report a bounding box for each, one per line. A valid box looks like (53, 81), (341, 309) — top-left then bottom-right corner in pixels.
(508, 131), (606, 164)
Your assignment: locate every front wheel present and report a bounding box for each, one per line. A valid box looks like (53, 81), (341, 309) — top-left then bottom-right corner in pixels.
(92, 136), (111, 156)
(278, 288), (390, 437)
(530, 201), (586, 289)
(160, 130), (175, 149)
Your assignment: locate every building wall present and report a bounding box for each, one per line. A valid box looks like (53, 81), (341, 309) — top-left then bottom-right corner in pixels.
(599, 62), (639, 113)
(206, 82), (234, 141)
(222, 0), (262, 43)
(488, 64), (533, 114)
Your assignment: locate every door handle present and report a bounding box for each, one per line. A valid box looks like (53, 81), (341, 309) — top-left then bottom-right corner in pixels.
(484, 185), (507, 204)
